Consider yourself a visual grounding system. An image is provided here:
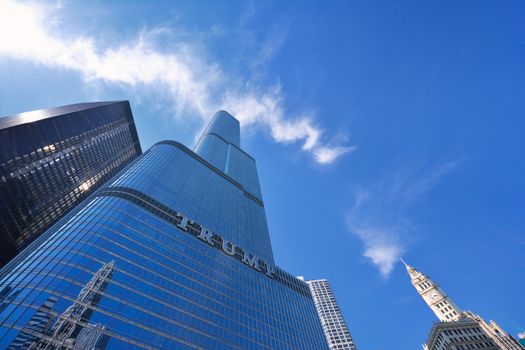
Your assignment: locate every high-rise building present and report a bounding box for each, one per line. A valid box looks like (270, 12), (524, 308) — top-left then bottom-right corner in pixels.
(0, 101), (142, 266)
(403, 260), (524, 350)
(0, 110), (328, 349)
(305, 279), (357, 350)
(424, 318), (499, 350)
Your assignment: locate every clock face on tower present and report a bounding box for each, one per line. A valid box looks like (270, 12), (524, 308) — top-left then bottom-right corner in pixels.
(430, 290), (439, 300)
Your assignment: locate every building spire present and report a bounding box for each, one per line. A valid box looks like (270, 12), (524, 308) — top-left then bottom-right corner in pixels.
(403, 262), (462, 322)
(400, 258), (412, 271)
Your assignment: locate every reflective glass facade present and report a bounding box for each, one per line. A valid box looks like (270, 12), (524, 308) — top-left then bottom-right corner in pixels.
(0, 101), (142, 266)
(0, 111), (328, 349)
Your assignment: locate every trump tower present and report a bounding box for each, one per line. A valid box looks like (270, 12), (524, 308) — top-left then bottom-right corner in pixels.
(0, 110), (329, 349)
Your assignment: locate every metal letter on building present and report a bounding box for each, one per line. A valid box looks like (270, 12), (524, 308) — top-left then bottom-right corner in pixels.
(265, 264), (276, 278)
(197, 226), (214, 246)
(221, 239), (236, 256)
(177, 215), (193, 231)
(242, 251), (262, 271)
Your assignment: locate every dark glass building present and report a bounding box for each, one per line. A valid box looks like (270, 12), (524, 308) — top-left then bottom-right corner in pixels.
(0, 110), (328, 349)
(0, 101), (142, 266)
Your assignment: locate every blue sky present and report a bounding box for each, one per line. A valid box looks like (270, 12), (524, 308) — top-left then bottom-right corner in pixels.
(1, 0), (524, 348)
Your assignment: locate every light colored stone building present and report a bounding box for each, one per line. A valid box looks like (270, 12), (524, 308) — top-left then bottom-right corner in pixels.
(402, 259), (462, 322)
(462, 311), (524, 350)
(304, 278), (357, 350)
(424, 318), (499, 350)
(402, 260), (524, 350)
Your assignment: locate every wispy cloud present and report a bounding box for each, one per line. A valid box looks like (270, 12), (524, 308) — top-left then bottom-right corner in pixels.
(346, 161), (461, 278)
(249, 24), (288, 69)
(0, 0), (354, 164)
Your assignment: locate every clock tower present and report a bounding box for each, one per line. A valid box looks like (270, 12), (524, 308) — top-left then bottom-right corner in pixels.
(401, 259), (462, 322)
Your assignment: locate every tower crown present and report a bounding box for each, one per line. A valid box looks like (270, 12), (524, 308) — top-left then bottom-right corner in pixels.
(192, 110), (265, 202)
(402, 260), (462, 322)
(195, 110), (241, 150)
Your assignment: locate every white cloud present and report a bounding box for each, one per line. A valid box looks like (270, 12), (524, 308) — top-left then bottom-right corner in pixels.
(249, 24), (288, 69)
(0, 0), (354, 164)
(223, 86), (356, 163)
(347, 224), (405, 278)
(346, 161), (460, 278)
(346, 213), (408, 278)
(518, 331), (525, 339)
(314, 145), (357, 165)
(364, 244), (404, 278)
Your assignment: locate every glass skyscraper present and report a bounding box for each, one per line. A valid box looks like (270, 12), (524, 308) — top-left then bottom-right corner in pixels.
(0, 101), (142, 266)
(0, 110), (328, 349)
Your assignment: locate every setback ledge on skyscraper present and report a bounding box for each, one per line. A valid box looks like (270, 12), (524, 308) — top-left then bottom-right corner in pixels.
(199, 132), (255, 161)
(96, 186), (311, 298)
(155, 140), (264, 207)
